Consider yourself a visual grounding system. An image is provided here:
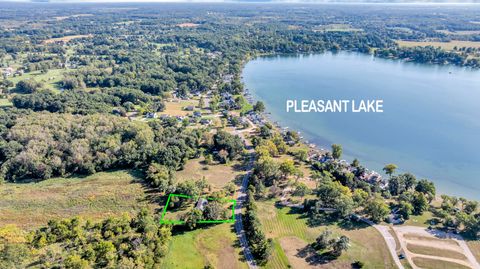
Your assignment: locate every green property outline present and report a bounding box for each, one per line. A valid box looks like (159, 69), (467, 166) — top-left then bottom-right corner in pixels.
(160, 193), (237, 225)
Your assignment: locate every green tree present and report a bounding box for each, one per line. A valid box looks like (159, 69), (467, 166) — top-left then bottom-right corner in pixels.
(331, 144), (342, 160)
(383, 164), (398, 177)
(365, 196), (389, 223)
(253, 101), (265, 113)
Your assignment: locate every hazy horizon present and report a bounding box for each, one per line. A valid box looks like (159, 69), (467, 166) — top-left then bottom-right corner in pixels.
(2, 0), (480, 4)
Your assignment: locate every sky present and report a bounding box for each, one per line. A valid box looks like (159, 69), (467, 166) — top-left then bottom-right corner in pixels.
(3, 0), (480, 4)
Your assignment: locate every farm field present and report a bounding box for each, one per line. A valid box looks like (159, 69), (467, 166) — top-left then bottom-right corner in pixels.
(256, 200), (396, 269)
(161, 223), (248, 269)
(0, 170), (160, 230)
(396, 40), (480, 50)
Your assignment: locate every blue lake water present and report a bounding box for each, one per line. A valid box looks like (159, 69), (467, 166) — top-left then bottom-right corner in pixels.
(242, 52), (480, 200)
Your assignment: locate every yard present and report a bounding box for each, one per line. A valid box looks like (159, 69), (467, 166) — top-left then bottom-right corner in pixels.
(161, 223), (248, 268)
(175, 157), (244, 190)
(256, 200), (396, 269)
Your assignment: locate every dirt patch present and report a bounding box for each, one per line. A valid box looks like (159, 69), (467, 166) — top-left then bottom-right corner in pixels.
(42, 34), (93, 44)
(177, 23), (200, 28)
(412, 257), (471, 269)
(406, 243), (467, 261)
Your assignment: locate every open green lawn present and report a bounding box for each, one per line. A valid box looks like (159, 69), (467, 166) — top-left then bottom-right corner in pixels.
(0, 170), (160, 230)
(0, 98), (12, 107)
(257, 200), (396, 269)
(8, 68), (65, 92)
(404, 211), (436, 227)
(161, 223), (248, 269)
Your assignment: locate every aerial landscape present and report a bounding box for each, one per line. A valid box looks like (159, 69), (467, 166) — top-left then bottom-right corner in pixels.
(0, 1), (479, 269)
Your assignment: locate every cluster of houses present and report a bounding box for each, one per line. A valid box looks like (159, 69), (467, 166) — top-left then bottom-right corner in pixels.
(1, 67), (24, 79)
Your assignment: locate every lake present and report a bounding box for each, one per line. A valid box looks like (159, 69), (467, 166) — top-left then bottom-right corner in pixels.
(242, 52), (480, 200)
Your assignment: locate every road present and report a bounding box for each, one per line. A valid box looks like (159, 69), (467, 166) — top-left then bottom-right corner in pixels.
(234, 122), (258, 269)
(358, 217), (405, 269)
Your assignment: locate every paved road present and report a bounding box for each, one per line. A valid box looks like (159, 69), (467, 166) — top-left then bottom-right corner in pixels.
(234, 123), (258, 269)
(359, 217), (405, 269)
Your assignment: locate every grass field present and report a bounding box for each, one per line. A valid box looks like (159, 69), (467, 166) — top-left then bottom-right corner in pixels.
(176, 158), (243, 189)
(0, 170), (159, 230)
(161, 223), (248, 269)
(411, 257), (471, 269)
(466, 240), (480, 263)
(406, 243), (467, 261)
(396, 40), (480, 50)
(256, 200), (396, 269)
(162, 99), (200, 116)
(8, 68), (65, 92)
(403, 211), (435, 227)
(0, 98), (12, 107)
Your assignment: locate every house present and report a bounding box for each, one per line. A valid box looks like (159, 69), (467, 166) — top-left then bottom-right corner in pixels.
(2, 67), (13, 77)
(193, 111), (202, 117)
(200, 118), (212, 125)
(184, 105), (194, 111)
(196, 198), (208, 211)
(145, 112), (157, 119)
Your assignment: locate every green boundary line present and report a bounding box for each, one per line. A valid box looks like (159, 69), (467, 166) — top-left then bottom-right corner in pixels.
(160, 193), (236, 225)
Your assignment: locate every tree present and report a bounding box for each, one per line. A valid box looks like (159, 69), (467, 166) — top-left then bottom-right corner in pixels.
(331, 144), (342, 160)
(293, 183), (310, 197)
(411, 192), (428, 215)
(15, 79), (43, 93)
(332, 235), (350, 256)
(314, 229), (333, 250)
(253, 101), (265, 113)
(203, 201), (225, 220)
(415, 179), (436, 202)
(279, 159), (296, 178)
(365, 196), (389, 223)
(383, 164), (398, 177)
(146, 163), (175, 192)
(398, 201), (414, 220)
(184, 209), (203, 230)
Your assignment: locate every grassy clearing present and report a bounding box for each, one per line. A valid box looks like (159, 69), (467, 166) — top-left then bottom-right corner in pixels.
(176, 158), (243, 189)
(436, 30), (480, 35)
(403, 234), (459, 247)
(8, 68), (65, 92)
(396, 40), (480, 50)
(412, 257), (471, 269)
(314, 24), (362, 32)
(0, 170), (159, 230)
(161, 223), (248, 269)
(406, 243), (467, 260)
(162, 99), (199, 116)
(0, 98), (12, 107)
(466, 240), (480, 263)
(257, 200), (395, 269)
(403, 211), (435, 227)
